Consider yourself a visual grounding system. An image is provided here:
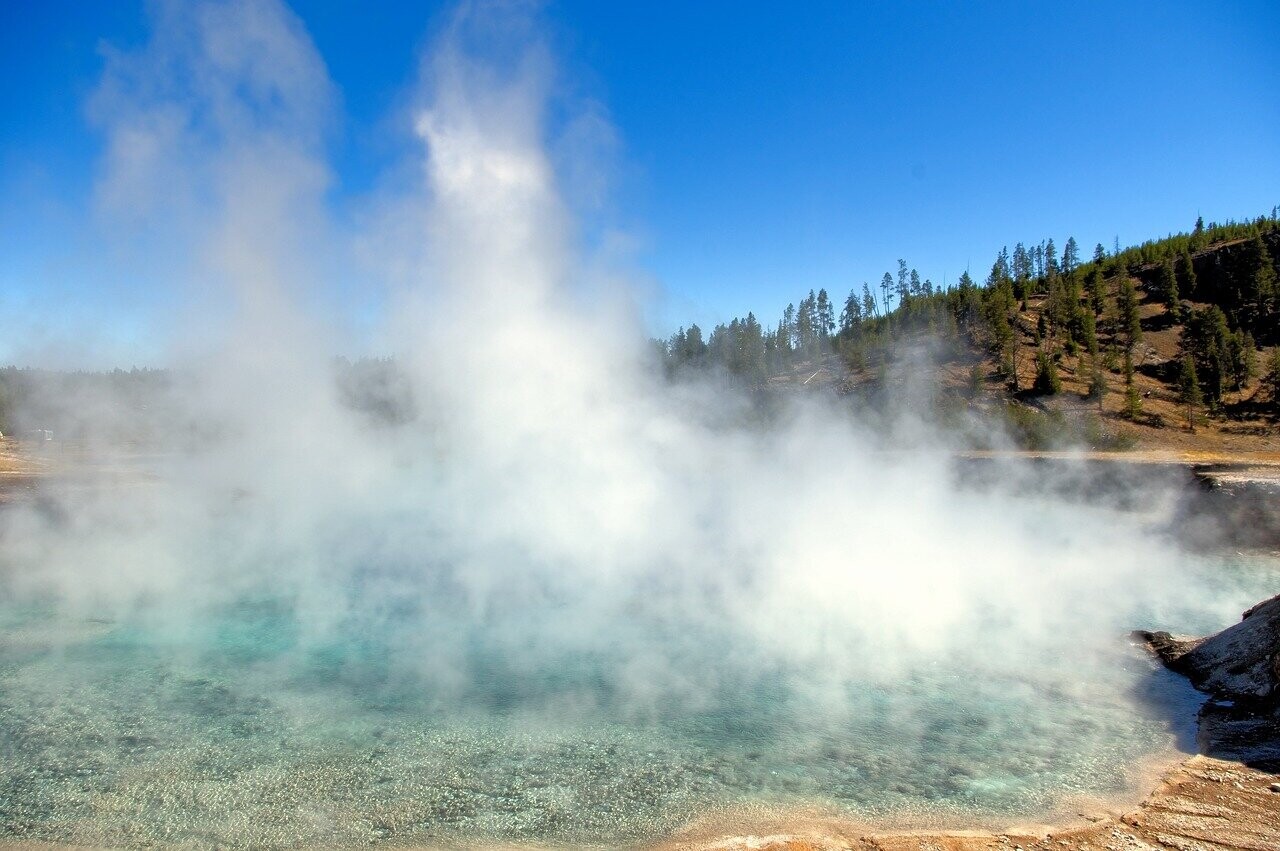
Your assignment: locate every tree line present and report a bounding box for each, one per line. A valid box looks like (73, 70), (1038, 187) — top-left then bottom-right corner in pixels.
(656, 208), (1280, 417)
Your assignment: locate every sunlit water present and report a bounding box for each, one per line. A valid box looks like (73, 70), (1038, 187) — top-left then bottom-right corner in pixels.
(1, 554), (1276, 848)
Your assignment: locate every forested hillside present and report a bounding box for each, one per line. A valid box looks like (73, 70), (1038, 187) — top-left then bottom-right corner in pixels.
(659, 209), (1280, 447)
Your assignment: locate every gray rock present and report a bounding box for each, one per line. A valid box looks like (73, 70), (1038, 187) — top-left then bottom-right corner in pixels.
(1137, 594), (1280, 701)
(1137, 594), (1280, 772)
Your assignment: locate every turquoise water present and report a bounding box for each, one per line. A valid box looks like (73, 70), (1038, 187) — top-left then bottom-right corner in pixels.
(1, 555), (1275, 848)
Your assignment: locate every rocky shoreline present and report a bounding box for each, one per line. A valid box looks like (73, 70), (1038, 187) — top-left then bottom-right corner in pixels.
(1138, 594), (1280, 774)
(663, 598), (1280, 851)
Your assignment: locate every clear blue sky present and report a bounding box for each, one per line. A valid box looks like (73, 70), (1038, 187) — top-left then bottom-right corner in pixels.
(2, 1), (1278, 362)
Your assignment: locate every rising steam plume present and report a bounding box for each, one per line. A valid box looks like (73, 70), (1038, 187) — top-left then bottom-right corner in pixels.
(0, 1), (1271, 845)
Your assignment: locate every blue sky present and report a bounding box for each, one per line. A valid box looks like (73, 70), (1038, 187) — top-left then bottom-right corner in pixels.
(2, 0), (1278, 362)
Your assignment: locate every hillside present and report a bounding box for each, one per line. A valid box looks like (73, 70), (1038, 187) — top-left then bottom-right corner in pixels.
(663, 211), (1280, 455)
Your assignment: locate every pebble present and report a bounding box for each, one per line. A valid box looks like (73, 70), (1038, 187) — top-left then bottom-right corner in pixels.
(1269, 782), (1280, 793)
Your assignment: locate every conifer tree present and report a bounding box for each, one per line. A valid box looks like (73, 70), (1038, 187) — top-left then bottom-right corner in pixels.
(1012, 243), (1031, 297)
(1117, 274), (1142, 350)
(1032, 351), (1061, 395)
(1178, 355), (1202, 432)
(1181, 306), (1233, 402)
(968, 362), (985, 398)
(797, 291), (816, 354)
(1230, 330), (1257, 390)
(1267, 347), (1280, 409)
(1190, 215), (1206, 251)
(1088, 359), (1107, 410)
(861, 283), (877, 319)
(1062, 237), (1079, 277)
(1236, 232), (1276, 331)
(1154, 256), (1179, 318)
(1085, 266), (1106, 317)
(1122, 349), (1142, 419)
(781, 304), (796, 354)
(1177, 249), (1197, 300)
(816, 288), (835, 340)
(840, 289), (862, 336)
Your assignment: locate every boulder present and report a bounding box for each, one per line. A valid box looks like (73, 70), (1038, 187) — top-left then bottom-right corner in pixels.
(1137, 594), (1280, 770)
(1138, 594), (1280, 702)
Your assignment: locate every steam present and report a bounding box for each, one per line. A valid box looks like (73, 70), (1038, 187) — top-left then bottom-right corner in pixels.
(0, 0), (1257, 745)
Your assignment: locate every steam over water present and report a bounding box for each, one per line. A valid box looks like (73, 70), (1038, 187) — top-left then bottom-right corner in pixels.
(1, 551), (1274, 846)
(1, 1), (1278, 847)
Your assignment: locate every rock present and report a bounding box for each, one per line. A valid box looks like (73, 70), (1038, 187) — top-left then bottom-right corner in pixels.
(1138, 594), (1280, 772)
(1270, 782), (1280, 793)
(1136, 593), (1280, 701)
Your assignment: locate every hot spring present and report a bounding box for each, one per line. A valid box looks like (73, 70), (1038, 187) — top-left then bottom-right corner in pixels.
(2, 469), (1275, 848)
(3, 3), (1276, 847)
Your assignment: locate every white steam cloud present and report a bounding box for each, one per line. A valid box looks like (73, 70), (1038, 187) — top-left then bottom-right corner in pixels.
(0, 0), (1257, 753)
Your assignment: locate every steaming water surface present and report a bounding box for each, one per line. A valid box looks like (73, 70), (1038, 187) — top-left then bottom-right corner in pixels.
(2, 537), (1275, 848)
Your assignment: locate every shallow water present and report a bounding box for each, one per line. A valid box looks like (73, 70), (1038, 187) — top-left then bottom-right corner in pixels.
(1, 553), (1276, 848)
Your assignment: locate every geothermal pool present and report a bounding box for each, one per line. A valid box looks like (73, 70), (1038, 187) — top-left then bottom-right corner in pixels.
(1, 553), (1274, 849)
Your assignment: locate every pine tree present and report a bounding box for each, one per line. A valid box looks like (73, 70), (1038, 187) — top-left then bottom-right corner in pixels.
(1117, 274), (1142, 350)
(1079, 310), (1098, 355)
(816, 288), (835, 340)
(1062, 237), (1080, 277)
(840, 289), (862, 336)
(1122, 349), (1142, 419)
(1088, 359), (1107, 410)
(1178, 355), (1203, 433)
(861, 283), (877, 319)
(968, 362), (985, 398)
(1181, 306), (1233, 402)
(1230, 330), (1257, 390)
(1032, 351), (1061, 395)
(1190, 215), (1206, 251)
(1012, 243), (1031, 297)
(797, 291), (816, 354)
(880, 272), (895, 314)
(1177, 249), (1197, 300)
(743, 312), (766, 380)
(1154, 256), (1179, 317)
(896, 260), (910, 304)
(1267, 347), (1280, 409)
(1236, 232), (1276, 331)
(1085, 266), (1106, 317)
